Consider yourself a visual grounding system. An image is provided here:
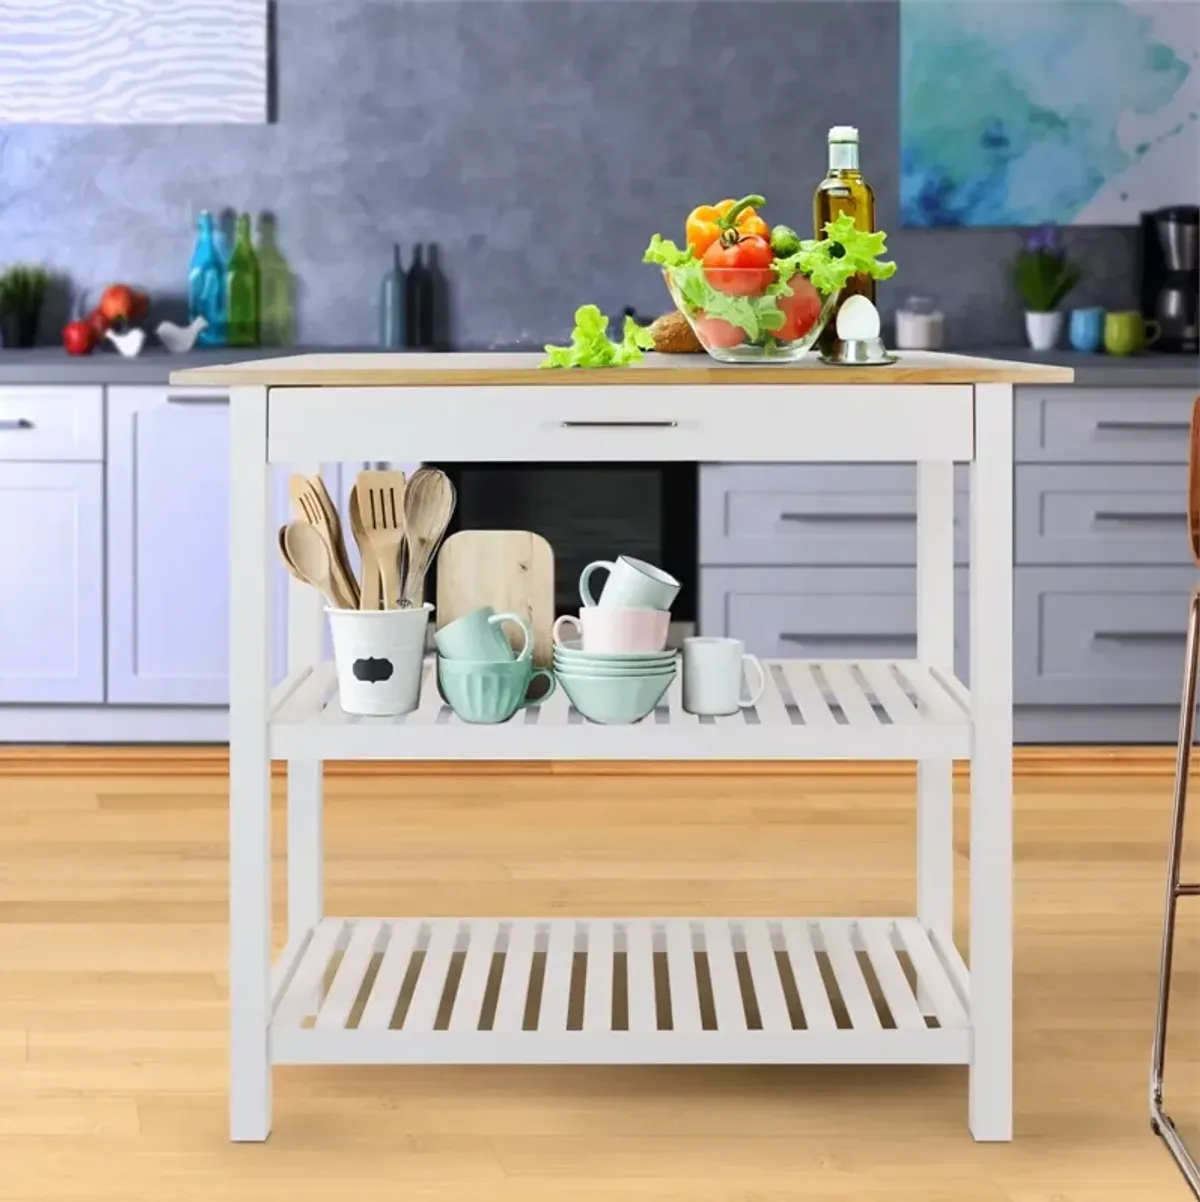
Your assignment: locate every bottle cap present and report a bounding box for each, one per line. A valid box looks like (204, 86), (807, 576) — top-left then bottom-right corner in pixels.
(829, 125), (859, 143)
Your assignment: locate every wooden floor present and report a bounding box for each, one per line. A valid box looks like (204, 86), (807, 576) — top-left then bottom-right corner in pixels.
(1, 759), (1198, 1201)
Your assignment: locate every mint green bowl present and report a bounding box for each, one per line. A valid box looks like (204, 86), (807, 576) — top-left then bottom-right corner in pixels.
(556, 669), (675, 725)
(438, 657), (555, 724)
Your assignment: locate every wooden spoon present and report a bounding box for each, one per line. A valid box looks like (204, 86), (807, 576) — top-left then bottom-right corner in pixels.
(282, 521), (342, 608)
(401, 468), (456, 607)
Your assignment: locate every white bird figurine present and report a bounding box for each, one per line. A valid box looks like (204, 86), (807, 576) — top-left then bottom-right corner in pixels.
(105, 326), (147, 358)
(155, 316), (208, 354)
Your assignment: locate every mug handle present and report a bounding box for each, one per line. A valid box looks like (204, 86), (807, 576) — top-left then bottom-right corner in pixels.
(579, 560), (614, 608)
(739, 654), (767, 708)
(553, 614), (583, 647)
(1145, 319), (1162, 346)
(522, 668), (557, 708)
(490, 612), (533, 661)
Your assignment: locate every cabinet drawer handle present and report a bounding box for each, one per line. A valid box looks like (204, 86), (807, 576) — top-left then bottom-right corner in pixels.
(1095, 420), (1189, 433)
(1093, 511), (1185, 524)
(559, 420), (677, 429)
(781, 632), (909, 644)
(1092, 630), (1186, 642)
(167, 393), (229, 405)
(781, 511), (917, 524)
(0, 418), (32, 430)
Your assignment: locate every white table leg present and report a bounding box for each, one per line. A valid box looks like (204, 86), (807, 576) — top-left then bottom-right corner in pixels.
(286, 462), (326, 940)
(968, 384), (1014, 1141)
(228, 385), (274, 1142)
(916, 460), (956, 1012)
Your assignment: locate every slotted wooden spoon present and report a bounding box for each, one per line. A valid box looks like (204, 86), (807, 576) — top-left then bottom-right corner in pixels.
(353, 469), (408, 610)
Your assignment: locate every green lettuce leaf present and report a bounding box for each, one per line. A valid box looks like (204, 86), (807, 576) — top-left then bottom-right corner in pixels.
(642, 234), (697, 269)
(540, 304), (654, 369)
(776, 212), (897, 296)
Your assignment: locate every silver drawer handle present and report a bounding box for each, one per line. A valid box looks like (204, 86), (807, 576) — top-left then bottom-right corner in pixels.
(1095, 420), (1189, 433)
(559, 420), (677, 429)
(1093, 630), (1186, 642)
(0, 418), (32, 430)
(1093, 511), (1185, 524)
(167, 393), (229, 405)
(781, 511), (917, 524)
(781, 632), (908, 644)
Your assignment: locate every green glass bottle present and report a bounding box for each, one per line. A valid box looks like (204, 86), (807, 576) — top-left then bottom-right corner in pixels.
(226, 213), (261, 347)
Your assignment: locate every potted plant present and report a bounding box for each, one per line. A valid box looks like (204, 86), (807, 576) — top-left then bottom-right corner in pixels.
(0, 264), (50, 348)
(1014, 226), (1080, 351)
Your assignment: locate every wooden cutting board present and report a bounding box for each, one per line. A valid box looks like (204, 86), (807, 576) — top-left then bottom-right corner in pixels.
(435, 530), (555, 669)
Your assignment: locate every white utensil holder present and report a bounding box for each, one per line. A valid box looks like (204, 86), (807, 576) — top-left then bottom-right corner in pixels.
(327, 604), (432, 716)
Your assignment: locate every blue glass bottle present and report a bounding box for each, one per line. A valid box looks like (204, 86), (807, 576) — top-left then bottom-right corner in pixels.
(188, 211), (227, 347)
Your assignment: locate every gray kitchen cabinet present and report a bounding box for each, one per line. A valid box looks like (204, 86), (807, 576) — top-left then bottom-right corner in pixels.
(700, 566), (970, 683)
(700, 464), (970, 567)
(0, 462), (104, 703)
(1016, 387), (1195, 463)
(1014, 566), (1197, 706)
(1016, 464), (1190, 565)
(105, 386), (336, 705)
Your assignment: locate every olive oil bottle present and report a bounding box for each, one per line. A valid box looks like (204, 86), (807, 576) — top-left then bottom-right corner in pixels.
(814, 125), (876, 352)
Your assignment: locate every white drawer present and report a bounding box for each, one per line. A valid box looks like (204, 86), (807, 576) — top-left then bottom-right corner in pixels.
(266, 385), (975, 464)
(0, 386), (103, 460)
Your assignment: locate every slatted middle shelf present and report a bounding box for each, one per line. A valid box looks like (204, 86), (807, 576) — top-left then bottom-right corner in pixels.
(270, 658), (972, 761)
(271, 916), (971, 1066)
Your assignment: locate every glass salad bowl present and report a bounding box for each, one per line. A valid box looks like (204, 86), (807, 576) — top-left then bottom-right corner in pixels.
(661, 266), (839, 363)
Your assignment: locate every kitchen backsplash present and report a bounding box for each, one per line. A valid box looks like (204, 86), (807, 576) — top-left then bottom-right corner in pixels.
(0, 0), (1141, 348)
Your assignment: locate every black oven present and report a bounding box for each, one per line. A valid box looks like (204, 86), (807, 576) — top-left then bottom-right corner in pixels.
(426, 462), (698, 622)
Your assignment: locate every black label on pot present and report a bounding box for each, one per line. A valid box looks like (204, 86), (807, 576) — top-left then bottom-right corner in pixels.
(352, 657), (394, 684)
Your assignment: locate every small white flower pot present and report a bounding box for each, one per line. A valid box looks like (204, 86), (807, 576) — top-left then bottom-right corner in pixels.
(1025, 310), (1064, 352)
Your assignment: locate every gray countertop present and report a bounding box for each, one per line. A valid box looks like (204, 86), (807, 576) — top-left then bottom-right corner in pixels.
(0, 343), (1197, 388)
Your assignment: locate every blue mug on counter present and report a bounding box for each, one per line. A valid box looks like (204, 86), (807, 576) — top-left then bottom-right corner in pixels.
(1069, 307), (1105, 353)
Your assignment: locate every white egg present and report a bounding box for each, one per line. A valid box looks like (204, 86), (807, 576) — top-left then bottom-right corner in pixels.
(836, 294), (881, 341)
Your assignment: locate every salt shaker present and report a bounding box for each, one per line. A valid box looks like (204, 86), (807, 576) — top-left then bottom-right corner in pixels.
(895, 295), (945, 351)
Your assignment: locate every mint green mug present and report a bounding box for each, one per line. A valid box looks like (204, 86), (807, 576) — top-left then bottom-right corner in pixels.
(437, 657), (555, 724)
(434, 606), (531, 662)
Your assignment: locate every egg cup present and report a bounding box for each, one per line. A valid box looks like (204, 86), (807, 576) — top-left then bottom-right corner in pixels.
(820, 337), (898, 366)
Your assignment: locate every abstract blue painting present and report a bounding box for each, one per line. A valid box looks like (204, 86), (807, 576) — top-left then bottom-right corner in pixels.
(900, 0), (1199, 226)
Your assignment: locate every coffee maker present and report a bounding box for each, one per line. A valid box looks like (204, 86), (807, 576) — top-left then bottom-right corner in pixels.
(1139, 205), (1199, 353)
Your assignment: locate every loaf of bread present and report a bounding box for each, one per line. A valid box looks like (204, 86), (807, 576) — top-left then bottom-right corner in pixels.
(649, 310), (704, 354)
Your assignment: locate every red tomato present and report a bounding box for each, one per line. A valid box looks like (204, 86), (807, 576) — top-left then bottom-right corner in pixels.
(62, 320), (95, 356)
(776, 276), (823, 342)
(694, 315), (745, 349)
(701, 233), (775, 297)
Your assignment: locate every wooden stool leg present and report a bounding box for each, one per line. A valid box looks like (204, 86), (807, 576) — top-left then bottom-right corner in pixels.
(1150, 584), (1200, 1197)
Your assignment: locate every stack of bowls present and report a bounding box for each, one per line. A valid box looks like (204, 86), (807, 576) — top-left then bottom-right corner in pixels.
(434, 606), (555, 724)
(553, 556), (680, 725)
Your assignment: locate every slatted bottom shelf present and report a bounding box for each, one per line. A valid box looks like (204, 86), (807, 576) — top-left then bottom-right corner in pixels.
(270, 658), (972, 761)
(271, 917), (971, 1066)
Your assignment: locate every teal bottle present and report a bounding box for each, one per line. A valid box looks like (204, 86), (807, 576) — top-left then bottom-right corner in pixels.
(187, 211), (226, 347)
(379, 244), (405, 349)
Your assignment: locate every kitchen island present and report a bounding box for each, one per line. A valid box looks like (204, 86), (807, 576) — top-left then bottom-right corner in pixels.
(172, 350), (1069, 1145)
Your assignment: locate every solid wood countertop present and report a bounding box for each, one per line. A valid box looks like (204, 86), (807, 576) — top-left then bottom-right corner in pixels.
(169, 350), (1075, 388)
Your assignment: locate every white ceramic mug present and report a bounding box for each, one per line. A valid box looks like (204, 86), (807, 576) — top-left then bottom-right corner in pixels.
(553, 607), (670, 654)
(579, 556), (680, 611)
(681, 637), (766, 716)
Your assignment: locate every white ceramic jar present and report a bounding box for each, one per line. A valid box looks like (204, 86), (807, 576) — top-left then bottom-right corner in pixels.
(894, 295), (945, 351)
